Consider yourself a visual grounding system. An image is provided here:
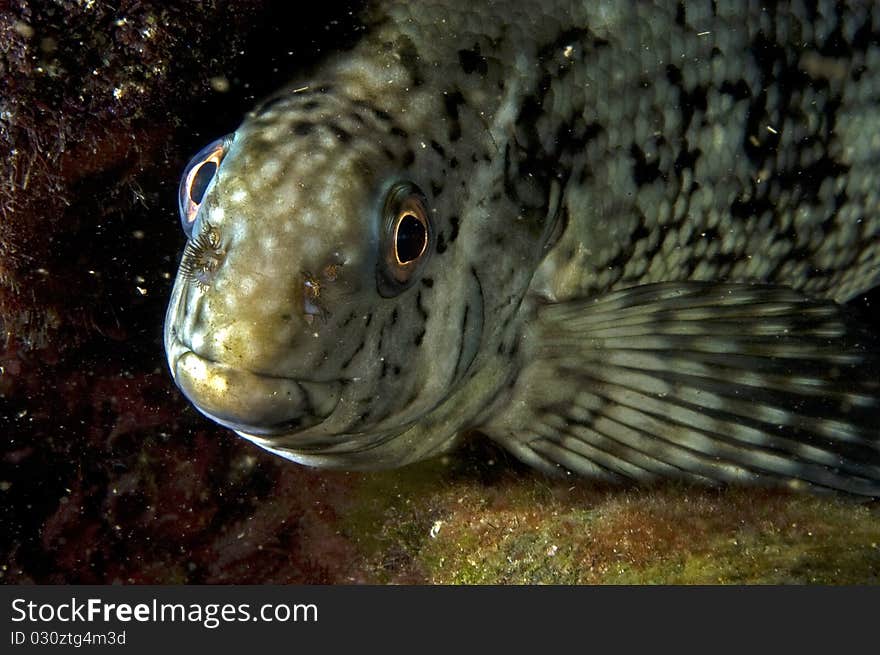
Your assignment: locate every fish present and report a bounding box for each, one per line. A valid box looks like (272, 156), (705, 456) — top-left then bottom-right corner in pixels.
(164, 0), (880, 496)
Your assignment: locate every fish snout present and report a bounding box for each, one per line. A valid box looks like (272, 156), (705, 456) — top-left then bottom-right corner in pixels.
(170, 347), (341, 435)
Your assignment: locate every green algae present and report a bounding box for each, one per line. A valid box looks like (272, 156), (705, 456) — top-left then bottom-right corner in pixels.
(336, 458), (456, 582)
(602, 497), (880, 584)
(340, 468), (880, 584)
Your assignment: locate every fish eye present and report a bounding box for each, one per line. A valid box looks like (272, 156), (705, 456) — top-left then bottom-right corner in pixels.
(178, 136), (231, 238)
(378, 182), (433, 296)
(394, 211), (429, 264)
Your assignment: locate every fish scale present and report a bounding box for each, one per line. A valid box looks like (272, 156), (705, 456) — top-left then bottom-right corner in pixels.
(165, 0), (880, 495)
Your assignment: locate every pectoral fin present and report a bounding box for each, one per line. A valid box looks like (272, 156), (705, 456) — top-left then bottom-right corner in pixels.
(481, 282), (880, 496)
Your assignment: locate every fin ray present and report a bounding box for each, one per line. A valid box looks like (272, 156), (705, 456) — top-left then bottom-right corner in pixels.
(482, 282), (880, 497)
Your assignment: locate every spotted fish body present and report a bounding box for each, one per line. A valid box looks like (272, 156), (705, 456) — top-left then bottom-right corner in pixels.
(165, 1), (880, 495)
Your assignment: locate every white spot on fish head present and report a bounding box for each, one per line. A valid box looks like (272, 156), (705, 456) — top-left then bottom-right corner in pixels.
(230, 187), (248, 205)
(260, 159), (281, 181)
(263, 123), (287, 142)
(239, 276), (256, 296)
(320, 130), (338, 149)
(318, 185), (337, 211)
(278, 141), (299, 160)
(300, 209), (317, 227)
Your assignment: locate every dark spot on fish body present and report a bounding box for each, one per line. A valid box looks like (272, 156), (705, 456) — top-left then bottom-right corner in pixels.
(396, 36), (424, 86)
(376, 319), (388, 353)
(333, 126), (352, 143)
(415, 290), (429, 321)
(430, 180), (443, 196)
(779, 156), (850, 205)
(604, 215), (662, 278)
(630, 144), (662, 186)
(390, 126), (408, 139)
(556, 118), (602, 155)
(452, 305), (470, 381)
(663, 65), (709, 138)
(401, 388), (421, 413)
(505, 76), (581, 221)
(513, 87), (547, 152)
(597, 242), (634, 282)
(340, 338), (366, 370)
(430, 140), (445, 157)
(854, 8), (878, 48)
(402, 149), (415, 167)
(673, 145), (701, 176)
(435, 233), (447, 254)
(448, 215), (460, 243)
(413, 328), (425, 347)
(458, 43), (489, 75)
(745, 31), (850, 167)
(506, 333), (522, 359)
(817, 19), (856, 59)
(443, 90), (465, 142)
(719, 79), (752, 101)
(294, 122), (314, 136)
(371, 106), (393, 123)
(254, 95), (287, 117)
(675, 1), (686, 27)
(609, 223), (659, 270)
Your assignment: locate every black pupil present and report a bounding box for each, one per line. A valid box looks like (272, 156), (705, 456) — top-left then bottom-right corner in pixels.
(189, 161), (217, 204)
(396, 214), (426, 263)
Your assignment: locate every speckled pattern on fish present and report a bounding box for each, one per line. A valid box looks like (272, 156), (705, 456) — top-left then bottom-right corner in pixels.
(165, 0), (880, 496)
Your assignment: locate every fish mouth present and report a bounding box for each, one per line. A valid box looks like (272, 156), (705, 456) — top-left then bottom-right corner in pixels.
(166, 337), (341, 435)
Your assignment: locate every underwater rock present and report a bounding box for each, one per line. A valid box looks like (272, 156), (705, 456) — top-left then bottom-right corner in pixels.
(345, 465), (880, 584)
(0, 0), (272, 353)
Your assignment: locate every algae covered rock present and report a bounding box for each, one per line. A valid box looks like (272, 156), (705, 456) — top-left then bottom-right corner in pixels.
(339, 453), (880, 584)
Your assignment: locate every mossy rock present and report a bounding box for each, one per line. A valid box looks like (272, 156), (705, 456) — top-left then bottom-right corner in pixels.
(339, 458), (880, 584)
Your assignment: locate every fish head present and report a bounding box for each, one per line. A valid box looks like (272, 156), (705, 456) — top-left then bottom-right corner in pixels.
(164, 88), (511, 465)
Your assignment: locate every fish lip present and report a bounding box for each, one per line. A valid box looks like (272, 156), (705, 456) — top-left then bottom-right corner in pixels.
(165, 336), (341, 435)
